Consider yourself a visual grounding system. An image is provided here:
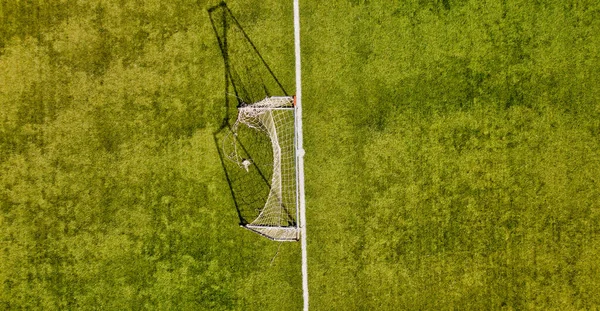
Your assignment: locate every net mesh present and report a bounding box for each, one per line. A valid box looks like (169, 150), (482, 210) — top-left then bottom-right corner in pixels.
(225, 96), (298, 241)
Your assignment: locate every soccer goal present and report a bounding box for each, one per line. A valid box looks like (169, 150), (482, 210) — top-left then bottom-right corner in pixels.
(224, 96), (300, 241)
(209, 1), (308, 308)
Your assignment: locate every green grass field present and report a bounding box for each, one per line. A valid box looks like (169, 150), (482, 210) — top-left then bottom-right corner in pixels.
(2, 0), (600, 309)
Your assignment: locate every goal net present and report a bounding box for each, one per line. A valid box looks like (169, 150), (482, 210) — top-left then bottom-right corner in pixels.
(209, 3), (300, 242)
(224, 96), (298, 241)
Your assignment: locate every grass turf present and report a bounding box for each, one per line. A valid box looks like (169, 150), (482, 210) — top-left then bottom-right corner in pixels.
(1, 0), (600, 309)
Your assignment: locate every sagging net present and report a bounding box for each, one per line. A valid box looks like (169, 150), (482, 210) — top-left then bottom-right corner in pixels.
(224, 96), (298, 241)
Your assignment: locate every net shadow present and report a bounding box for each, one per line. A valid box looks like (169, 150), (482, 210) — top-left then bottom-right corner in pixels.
(209, 2), (290, 227)
(208, 1), (288, 105)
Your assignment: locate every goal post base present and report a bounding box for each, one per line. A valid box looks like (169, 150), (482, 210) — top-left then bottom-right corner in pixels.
(242, 224), (299, 241)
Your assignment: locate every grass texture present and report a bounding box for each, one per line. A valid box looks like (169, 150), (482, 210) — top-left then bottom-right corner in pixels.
(1, 0), (600, 309)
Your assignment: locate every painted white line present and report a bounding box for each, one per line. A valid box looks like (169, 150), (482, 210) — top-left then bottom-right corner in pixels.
(293, 0), (309, 310)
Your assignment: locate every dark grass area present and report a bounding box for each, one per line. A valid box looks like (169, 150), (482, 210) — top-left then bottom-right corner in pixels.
(1, 0), (600, 310)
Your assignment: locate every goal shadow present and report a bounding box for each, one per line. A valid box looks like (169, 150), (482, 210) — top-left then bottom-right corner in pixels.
(208, 1), (288, 105)
(208, 2), (290, 227)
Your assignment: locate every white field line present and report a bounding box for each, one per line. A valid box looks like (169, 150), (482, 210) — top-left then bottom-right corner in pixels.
(293, 0), (309, 310)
